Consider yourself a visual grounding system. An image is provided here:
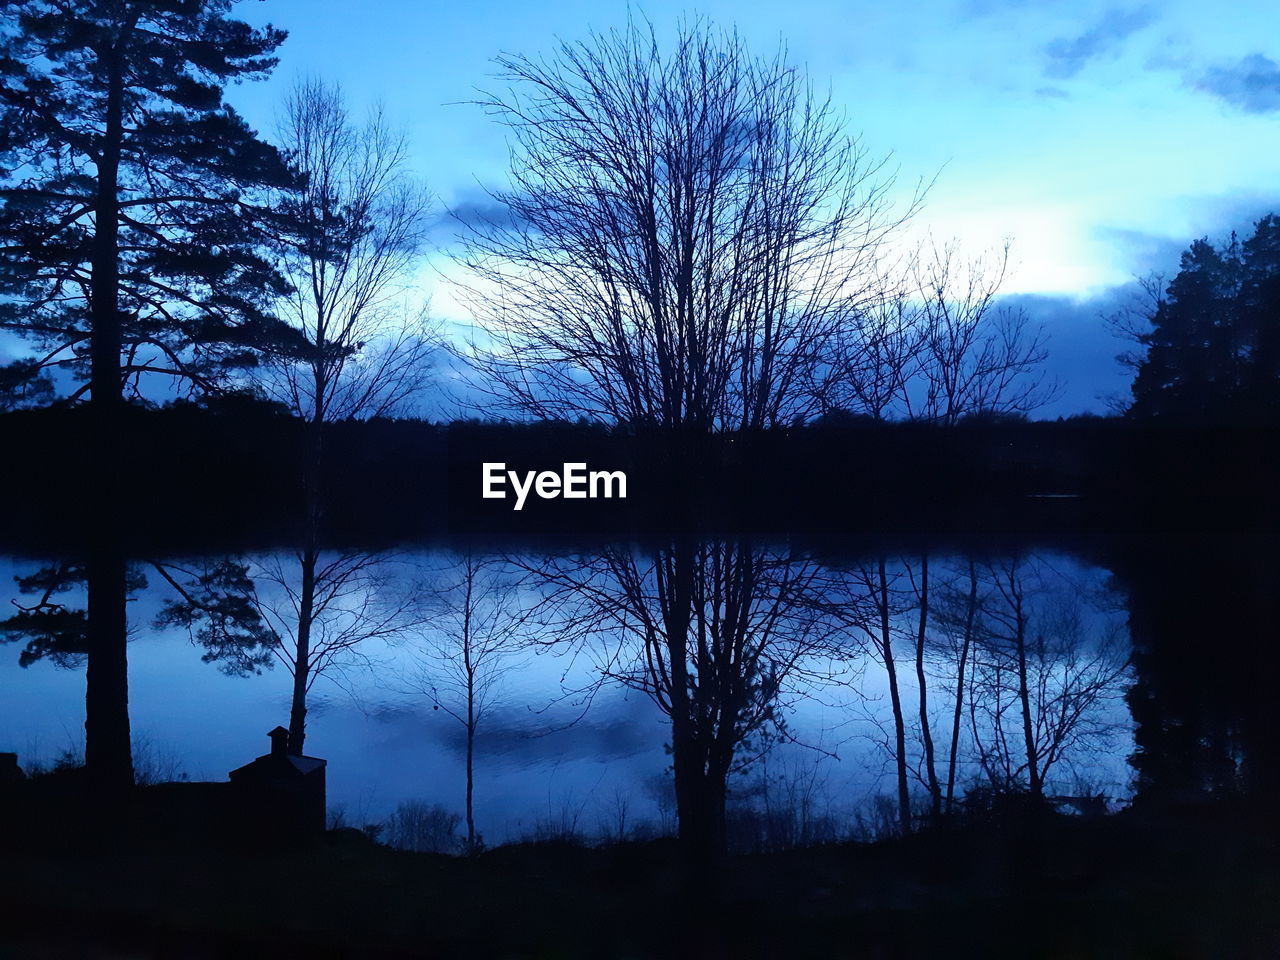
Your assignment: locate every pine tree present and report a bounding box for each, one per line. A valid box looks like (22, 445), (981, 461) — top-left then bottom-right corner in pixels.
(1130, 219), (1280, 419)
(1240, 214), (1280, 402)
(0, 0), (300, 787)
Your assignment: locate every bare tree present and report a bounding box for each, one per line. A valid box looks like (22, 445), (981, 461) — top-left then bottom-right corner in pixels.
(905, 555), (942, 818)
(259, 550), (418, 753)
(938, 560), (981, 814)
(266, 77), (435, 428)
(904, 240), (1053, 424)
(826, 552), (1129, 829)
(254, 79), (434, 753)
(964, 559), (1131, 799)
(827, 280), (922, 422)
(826, 557), (915, 832)
(453, 20), (919, 432)
(520, 539), (832, 857)
(151, 548), (420, 758)
(819, 239), (1053, 424)
(405, 551), (526, 851)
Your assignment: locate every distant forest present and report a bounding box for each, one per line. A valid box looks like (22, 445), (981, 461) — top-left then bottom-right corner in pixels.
(0, 404), (1272, 549)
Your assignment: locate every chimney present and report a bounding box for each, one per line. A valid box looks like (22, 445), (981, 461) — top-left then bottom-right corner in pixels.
(268, 726), (290, 758)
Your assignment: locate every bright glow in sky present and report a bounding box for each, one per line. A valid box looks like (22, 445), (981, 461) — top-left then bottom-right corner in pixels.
(223, 0), (1280, 413)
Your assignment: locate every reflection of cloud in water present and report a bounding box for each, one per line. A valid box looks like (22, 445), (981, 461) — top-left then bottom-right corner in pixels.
(476, 700), (664, 764)
(354, 692), (667, 770)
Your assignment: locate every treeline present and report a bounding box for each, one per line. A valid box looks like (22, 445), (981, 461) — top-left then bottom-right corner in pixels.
(0, 405), (1273, 550)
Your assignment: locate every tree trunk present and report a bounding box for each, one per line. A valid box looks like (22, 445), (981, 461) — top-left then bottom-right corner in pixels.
(1011, 584), (1041, 797)
(673, 755), (727, 864)
(465, 680), (476, 849)
(879, 557), (911, 834)
(945, 560), (978, 814)
(84, 40), (131, 788)
(664, 540), (723, 860)
(85, 549), (130, 787)
(288, 545), (317, 755)
(914, 554), (941, 818)
(288, 399), (324, 756)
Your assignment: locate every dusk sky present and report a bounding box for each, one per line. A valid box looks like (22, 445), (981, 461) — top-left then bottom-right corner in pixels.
(225, 1), (1280, 415)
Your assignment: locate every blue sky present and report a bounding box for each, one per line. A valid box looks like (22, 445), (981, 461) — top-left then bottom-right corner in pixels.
(200, 1), (1280, 412)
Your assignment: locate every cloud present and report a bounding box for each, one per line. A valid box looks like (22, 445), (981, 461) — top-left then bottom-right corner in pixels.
(1010, 199), (1280, 417)
(430, 189), (537, 248)
(383, 693), (666, 765)
(1092, 226), (1187, 276)
(1194, 53), (1280, 114)
(1002, 289), (1136, 417)
(1043, 6), (1157, 79)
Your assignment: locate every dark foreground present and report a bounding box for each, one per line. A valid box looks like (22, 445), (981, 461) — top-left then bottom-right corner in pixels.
(1, 811), (1276, 959)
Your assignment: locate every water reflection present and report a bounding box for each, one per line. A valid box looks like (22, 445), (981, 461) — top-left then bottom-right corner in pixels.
(0, 543), (1149, 848)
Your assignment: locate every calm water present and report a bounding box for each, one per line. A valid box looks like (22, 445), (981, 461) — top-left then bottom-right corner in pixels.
(0, 545), (1135, 844)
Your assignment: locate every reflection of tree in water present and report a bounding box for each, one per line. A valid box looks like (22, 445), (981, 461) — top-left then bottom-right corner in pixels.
(39, 542), (1280, 848)
(402, 551), (527, 852)
(826, 553), (1132, 830)
(960, 558), (1131, 803)
(518, 539), (832, 857)
(1115, 535), (1280, 810)
(158, 551), (417, 757)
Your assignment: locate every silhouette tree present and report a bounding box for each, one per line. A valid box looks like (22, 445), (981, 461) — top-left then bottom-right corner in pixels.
(964, 559), (1130, 800)
(149, 547), (422, 759)
(0, 0), (296, 786)
(262, 77), (433, 428)
(826, 554), (1127, 828)
(454, 19), (918, 432)
(826, 557), (915, 832)
(1240, 215), (1280, 402)
(1127, 215), (1280, 418)
(1116, 536), (1280, 809)
(829, 241), (1052, 423)
(524, 539), (831, 858)
(151, 557), (276, 675)
(450, 17), (911, 857)
(253, 77), (433, 753)
(405, 551), (525, 851)
(126, 84), (437, 756)
(937, 559), (981, 815)
(905, 241), (1051, 424)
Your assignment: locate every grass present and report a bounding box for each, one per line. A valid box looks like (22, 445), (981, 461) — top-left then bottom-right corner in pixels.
(0, 812), (1277, 958)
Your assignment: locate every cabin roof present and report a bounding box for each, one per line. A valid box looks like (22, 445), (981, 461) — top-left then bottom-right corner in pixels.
(229, 752), (327, 780)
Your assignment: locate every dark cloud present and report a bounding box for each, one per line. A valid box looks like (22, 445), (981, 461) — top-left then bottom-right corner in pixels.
(1005, 289), (1135, 417)
(1092, 226), (1187, 276)
(430, 190), (534, 247)
(1043, 6), (1156, 79)
(1014, 198), (1280, 417)
(1178, 194), (1280, 235)
(386, 694), (666, 766)
(1194, 53), (1280, 114)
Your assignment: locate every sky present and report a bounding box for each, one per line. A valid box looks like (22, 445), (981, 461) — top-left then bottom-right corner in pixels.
(41, 0), (1280, 415)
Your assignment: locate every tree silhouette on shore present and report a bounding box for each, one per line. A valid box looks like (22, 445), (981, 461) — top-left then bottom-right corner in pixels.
(1127, 215), (1280, 420)
(0, 0), (299, 788)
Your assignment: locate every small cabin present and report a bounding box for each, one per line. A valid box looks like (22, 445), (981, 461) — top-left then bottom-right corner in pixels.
(1, 730), (328, 849)
(228, 726), (327, 838)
